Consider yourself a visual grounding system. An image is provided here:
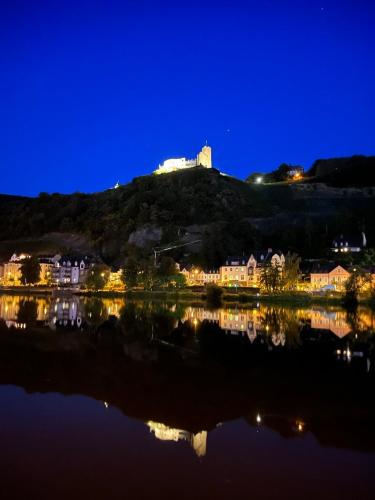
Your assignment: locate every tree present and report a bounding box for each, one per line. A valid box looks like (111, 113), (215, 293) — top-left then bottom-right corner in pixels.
(260, 264), (282, 293)
(121, 258), (140, 289)
(155, 257), (187, 289)
(281, 252), (301, 291)
(20, 256), (41, 285)
(167, 273), (187, 289)
(344, 268), (372, 305)
(360, 248), (375, 268)
(86, 264), (110, 291)
(158, 256), (178, 276)
(139, 261), (157, 290)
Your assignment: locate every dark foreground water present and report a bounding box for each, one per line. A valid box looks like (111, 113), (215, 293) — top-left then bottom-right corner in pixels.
(0, 294), (375, 500)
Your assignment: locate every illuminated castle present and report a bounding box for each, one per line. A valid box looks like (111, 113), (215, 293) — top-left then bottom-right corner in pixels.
(154, 144), (212, 175)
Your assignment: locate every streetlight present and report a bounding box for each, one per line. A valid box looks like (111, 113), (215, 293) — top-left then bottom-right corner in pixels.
(256, 176), (263, 184)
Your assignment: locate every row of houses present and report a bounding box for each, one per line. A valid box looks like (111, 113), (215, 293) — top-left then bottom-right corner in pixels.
(0, 241), (373, 292)
(0, 253), (100, 287)
(182, 253), (374, 292)
(181, 249), (286, 288)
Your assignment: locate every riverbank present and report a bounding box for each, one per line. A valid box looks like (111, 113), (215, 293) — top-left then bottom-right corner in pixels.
(1, 286), (373, 308)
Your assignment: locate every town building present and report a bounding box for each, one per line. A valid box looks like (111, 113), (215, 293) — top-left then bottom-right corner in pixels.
(286, 166), (304, 179)
(181, 249), (285, 288)
(38, 255), (60, 284)
(2, 253), (61, 286)
(154, 144), (212, 175)
(331, 233), (367, 253)
(220, 250), (285, 287)
(3, 253), (31, 285)
(310, 264), (350, 291)
(181, 266), (220, 286)
(52, 255), (96, 287)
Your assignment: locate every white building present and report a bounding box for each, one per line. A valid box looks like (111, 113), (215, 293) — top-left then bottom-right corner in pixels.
(52, 255), (96, 288)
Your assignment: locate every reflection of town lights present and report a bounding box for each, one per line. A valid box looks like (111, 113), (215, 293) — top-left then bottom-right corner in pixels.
(266, 325), (269, 331)
(256, 413), (262, 424)
(104, 401), (109, 409)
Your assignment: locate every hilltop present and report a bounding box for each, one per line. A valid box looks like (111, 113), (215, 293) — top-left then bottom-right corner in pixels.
(0, 158), (375, 267)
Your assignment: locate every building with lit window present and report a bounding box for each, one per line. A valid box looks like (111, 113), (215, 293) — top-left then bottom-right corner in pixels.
(220, 250), (285, 287)
(181, 249), (285, 288)
(310, 264), (350, 291)
(2, 253), (31, 285)
(331, 233), (366, 253)
(52, 255), (96, 287)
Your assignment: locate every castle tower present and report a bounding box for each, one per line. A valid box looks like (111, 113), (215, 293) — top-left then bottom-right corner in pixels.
(197, 145), (212, 168)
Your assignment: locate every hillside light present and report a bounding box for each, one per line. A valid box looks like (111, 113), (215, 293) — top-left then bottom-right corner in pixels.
(256, 413), (262, 424)
(256, 176), (263, 184)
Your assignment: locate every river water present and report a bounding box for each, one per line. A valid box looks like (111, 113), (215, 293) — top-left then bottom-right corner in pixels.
(0, 293), (374, 499)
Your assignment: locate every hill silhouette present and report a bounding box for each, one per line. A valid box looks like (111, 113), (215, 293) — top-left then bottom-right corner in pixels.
(0, 160), (375, 266)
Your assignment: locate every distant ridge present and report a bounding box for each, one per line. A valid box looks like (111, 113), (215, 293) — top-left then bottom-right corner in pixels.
(0, 157), (375, 267)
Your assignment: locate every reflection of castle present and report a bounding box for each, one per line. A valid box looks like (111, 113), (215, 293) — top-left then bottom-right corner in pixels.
(147, 421), (207, 457)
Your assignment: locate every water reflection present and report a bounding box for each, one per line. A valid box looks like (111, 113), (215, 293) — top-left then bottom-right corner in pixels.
(1, 294), (374, 338)
(1, 295), (375, 364)
(0, 292), (375, 500)
(147, 421), (207, 457)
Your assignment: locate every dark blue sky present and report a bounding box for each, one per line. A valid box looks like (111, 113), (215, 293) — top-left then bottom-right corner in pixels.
(1, 0), (374, 196)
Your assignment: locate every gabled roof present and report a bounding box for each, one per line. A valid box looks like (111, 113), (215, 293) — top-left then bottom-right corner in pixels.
(332, 233), (365, 248)
(250, 249), (284, 263)
(224, 256), (250, 266)
(59, 255), (97, 266)
(203, 268), (220, 274)
(224, 249), (284, 267)
(311, 263), (349, 274)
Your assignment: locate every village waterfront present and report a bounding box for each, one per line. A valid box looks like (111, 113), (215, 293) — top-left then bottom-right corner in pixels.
(0, 292), (374, 499)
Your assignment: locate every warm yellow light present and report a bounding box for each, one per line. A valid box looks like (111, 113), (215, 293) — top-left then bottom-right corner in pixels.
(104, 401), (109, 409)
(256, 413), (261, 424)
(296, 420), (304, 432)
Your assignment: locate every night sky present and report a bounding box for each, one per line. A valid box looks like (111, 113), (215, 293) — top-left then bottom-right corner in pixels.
(1, 0), (374, 196)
